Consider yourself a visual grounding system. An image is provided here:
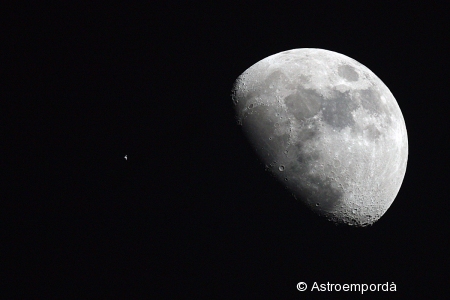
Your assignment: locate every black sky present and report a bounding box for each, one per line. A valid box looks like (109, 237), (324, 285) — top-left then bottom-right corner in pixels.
(4, 2), (449, 298)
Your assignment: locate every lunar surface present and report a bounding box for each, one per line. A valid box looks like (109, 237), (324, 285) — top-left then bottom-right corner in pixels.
(232, 48), (408, 226)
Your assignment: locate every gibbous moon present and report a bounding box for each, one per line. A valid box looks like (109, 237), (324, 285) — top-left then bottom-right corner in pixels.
(232, 48), (408, 226)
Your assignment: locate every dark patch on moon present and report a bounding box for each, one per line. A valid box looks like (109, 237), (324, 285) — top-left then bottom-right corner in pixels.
(321, 89), (359, 129)
(284, 86), (322, 121)
(264, 70), (296, 90)
(298, 75), (311, 84)
(283, 85), (360, 130)
(291, 128), (319, 165)
(359, 88), (383, 115)
(338, 64), (359, 81)
(363, 124), (382, 140)
(357, 88), (394, 127)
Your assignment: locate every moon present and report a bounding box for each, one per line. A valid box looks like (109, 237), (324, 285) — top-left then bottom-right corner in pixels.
(232, 48), (408, 227)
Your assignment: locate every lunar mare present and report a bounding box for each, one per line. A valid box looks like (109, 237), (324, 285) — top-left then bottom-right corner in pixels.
(232, 48), (408, 227)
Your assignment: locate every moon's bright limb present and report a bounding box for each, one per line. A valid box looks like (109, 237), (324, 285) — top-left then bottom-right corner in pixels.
(232, 48), (408, 226)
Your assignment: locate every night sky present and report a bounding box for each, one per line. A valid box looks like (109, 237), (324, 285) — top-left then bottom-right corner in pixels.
(4, 2), (448, 298)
